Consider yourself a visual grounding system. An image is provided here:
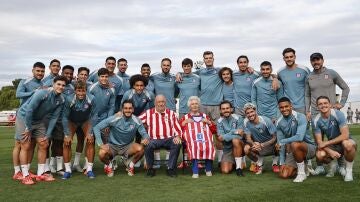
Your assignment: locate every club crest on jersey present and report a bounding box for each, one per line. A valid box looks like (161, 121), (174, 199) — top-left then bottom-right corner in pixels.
(196, 133), (206, 142)
(106, 91), (110, 96)
(330, 120), (335, 126)
(247, 77), (251, 82)
(292, 120), (296, 127)
(258, 128), (264, 133)
(84, 104), (89, 109)
(324, 74), (329, 79)
(129, 124), (134, 129)
(142, 98), (147, 103)
(232, 122), (236, 128)
(169, 78), (172, 81)
(296, 73), (301, 78)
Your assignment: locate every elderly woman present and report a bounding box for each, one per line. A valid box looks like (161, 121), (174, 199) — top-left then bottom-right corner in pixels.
(180, 96), (215, 178)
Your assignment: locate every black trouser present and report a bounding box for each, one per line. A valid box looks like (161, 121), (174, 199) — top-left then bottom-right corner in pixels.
(145, 137), (181, 169)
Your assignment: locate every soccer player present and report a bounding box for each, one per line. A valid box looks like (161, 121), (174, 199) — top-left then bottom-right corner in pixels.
(121, 74), (154, 116)
(251, 61), (283, 122)
(15, 76), (66, 185)
(12, 62), (45, 180)
(219, 67), (235, 107)
(94, 100), (150, 177)
(176, 58), (200, 119)
(243, 103), (278, 174)
(140, 63), (154, 92)
(61, 81), (97, 179)
(43, 59), (61, 87)
(88, 56), (123, 108)
(116, 58), (131, 112)
(356, 109), (360, 123)
(139, 95), (182, 177)
(77, 67), (93, 90)
(276, 97), (316, 182)
(277, 48), (310, 114)
(346, 107), (354, 124)
(217, 100), (245, 176)
(313, 96), (357, 181)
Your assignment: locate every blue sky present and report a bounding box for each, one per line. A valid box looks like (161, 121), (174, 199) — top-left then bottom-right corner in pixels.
(0, 0), (359, 101)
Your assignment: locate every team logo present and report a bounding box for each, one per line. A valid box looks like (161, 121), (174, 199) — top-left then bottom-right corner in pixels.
(232, 122), (236, 128)
(142, 99), (147, 103)
(106, 91), (110, 96)
(258, 128), (264, 133)
(56, 101), (60, 105)
(296, 73), (301, 78)
(292, 120), (296, 127)
(324, 74), (329, 79)
(246, 77), (251, 82)
(84, 104), (89, 109)
(196, 133), (206, 142)
(129, 124), (134, 129)
(330, 120), (335, 126)
(192, 79), (195, 83)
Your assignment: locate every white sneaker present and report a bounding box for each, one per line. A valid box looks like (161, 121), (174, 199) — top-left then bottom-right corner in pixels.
(112, 159), (118, 171)
(326, 160), (338, 177)
(134, 161), (141, 168)
(205, 171), (212, 176)
(72, 164), (83, 173)
(312, 166), (326, 175)
(293, 173), (307, 183)
(338, 166), (346, 177)
(192, 174), (199, 178)
(344, 170), (353, 182)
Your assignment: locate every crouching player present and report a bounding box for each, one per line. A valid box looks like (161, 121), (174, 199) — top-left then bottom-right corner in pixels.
(62, 81), (97, 179)
(313, 96), (357, 181)
(93, 100), (150, 177)
(276, 97), (316, 182)
(217, 100), (245, 176)
(243, 103), (278, 174)
(15, 76), (66, 185)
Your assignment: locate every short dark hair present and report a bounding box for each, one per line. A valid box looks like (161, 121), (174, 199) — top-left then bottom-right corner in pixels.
(105, 56), (116, 63)
(98, 67), (109, 76)
(316, 96), (330, 104)
(203, 51), (213, 58)
(74, 81), (87, 90)
(62, 65), (74, 72)
(141, 63), (150, 68)
(282, 48), (296, 56)
(278, 97), (291, 104)
(260, 61), (272, 68)
(129, 74), (148, 88)
(161, 58), (172, 65)
(78, 67), (89, 75)
(122, 99), (134, 108)
(236, 55), (249, 63)
(182, 58), (193, 67)
(220, 100), (233, 109)
(49, 59), (60, 66)
(53, 75), (67, 83)
(33, 62), (45, 69)
(117, 58), (127, 64)
(218, 67), (233, 82)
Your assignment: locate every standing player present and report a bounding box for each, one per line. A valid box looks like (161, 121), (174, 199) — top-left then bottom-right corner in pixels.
(43, 59), (61, 87)
(356, 109), (360, 124)
(140, 63), (154, 92)
(313, 96), (356, 181)
(346, 107), (354, 124)
(243, 103), (278, 174)
(94, 100), (150, 177)
(219, 67), (235, 107)
(115, 58), (131, 112)
(217, 100), (245, 176)
(277, 48), (310, 114)
(15, 76), (66, 185)
(276, 97), (316, 182)
(251, 61), (283, 122)
(61, 81), (97, 179)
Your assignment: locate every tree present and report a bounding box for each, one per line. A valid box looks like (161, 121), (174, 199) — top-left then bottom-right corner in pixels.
(0, 79), (21, 110)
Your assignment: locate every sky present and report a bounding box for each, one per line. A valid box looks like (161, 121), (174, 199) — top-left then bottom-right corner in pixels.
(0, 0), (359, 102)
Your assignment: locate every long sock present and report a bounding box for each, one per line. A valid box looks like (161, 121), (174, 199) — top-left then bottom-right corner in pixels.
(184, 153), (188, 161)
(21, 164), (29, 177)
(154, 151), (160, 164)
(296, 161), (305, 174)
(192, 159), (199, 174)
(44, 158), (50, 172)
(205, 160), (213, 172)
(272, 156), (279, 165)
(83, 157), (88, 170)
(217, 150), (223, 163)
(257, 156), (264, 166)
(165, 151), (170, 160)
(56, 156), (64, 171)
(129, 161), (135, 168)
(235, 157), (242, 169)
(345, 160), (354, 172)
(73, 152), (81, 166)
(64, 162), (72, 173)
(37, 164), (45, 176)
(87, 162), (93, 172)
(14, 166), (21, 174)
(50, 157), (56, 167)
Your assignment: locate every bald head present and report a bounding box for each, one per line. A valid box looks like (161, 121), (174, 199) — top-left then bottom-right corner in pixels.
(155, 95), (166, 112)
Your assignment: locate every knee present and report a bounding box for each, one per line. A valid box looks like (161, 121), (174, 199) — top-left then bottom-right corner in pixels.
(98, 148), (108, 158)
(290, 142), (301, 150)
(244, 145), (250, 155)
(232, 139), (241, 147)
(20, 142), (31, 150)
(316, 150), (326, 162)
(38, 141), (48, 150)
(342, 140), (355, 152)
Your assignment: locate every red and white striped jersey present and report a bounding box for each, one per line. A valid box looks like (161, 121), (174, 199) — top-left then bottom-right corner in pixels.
(139, 108), (182, 140)
(180, 113), (215, 160)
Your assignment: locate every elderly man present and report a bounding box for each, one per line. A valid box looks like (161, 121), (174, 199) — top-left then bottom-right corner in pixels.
(139, 95), (182, 177)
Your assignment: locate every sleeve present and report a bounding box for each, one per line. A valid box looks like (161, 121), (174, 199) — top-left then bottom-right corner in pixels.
(138, 111), (147, 124)
(276, 126), (286, 165)
(312, 119), (322, 136)
(137, 122), (149, 139)
(266, 118), (277, 134)
(24, 91), (46, 130)
(276, 82), (284, 100)
(120, 91), (129, 111)
(148, 92), (155, 109)
(61, 99), (71, 136)
(172, 112), (182, 137)
(87, 71), (98, 83)
(16, 80), (34, 99)
(46, 103), (64, 138)
(305, 76), (311, 112)
(251, 83), (257, 106)
(93, 116), (113, 146)
(332, 70), (350, 106)
(107, 89), (116, 116)
(279, 116), (307, 144)
(336, 110), (347, 128)
(89, 98), (99, 134)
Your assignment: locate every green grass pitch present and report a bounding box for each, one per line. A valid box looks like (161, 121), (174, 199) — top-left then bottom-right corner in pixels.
(0, 126), (359, 201)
